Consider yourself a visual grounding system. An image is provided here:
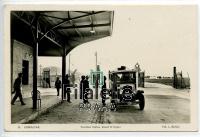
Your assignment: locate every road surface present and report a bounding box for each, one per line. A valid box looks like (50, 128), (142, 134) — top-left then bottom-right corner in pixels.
(29, 83), (190, 124)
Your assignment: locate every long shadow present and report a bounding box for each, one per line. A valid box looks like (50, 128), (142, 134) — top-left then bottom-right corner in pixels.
(115, 105), (143, 113)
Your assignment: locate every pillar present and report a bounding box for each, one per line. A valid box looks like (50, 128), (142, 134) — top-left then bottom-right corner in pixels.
(32, 15), (39, 109)
(62, 45), (66, 100)
(173, 67), (177, 89)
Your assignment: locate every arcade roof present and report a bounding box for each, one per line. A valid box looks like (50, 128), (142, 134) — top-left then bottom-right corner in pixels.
(11, 11), (114, 56)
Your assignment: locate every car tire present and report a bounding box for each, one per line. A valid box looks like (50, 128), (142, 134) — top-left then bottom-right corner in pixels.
(138, 94), (145, 110)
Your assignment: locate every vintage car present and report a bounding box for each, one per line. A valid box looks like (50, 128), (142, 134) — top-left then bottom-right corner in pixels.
(109, 66), (145, 110)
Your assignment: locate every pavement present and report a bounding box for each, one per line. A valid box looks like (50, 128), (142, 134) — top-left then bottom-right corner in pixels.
(11, 87), (63, 124)
(28, 82), (190, 124)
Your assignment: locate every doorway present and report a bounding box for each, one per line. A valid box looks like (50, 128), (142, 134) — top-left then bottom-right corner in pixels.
(22, 60), (29, 85)
(43, 70), (51, 88)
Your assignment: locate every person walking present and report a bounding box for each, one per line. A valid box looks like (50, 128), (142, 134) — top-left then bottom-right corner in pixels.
(55, 77), (61, 96)
(80, 75), (85, 99)
(11, 73), (26, 105)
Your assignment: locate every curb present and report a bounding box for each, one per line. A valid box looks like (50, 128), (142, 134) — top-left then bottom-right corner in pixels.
(17, 100), (63, 124)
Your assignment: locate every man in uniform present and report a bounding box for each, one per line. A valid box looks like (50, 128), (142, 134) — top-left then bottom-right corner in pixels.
(55, 77), (61, 96)
(83, 76), (90, 103)
(64, 74), (71, 103)
(80, 75), (85, 99)
(11, 73), (26, 105)
(101, 76), (107, 106)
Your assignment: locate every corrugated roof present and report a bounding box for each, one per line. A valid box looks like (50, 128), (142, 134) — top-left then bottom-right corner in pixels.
(11, 11), (114, 56)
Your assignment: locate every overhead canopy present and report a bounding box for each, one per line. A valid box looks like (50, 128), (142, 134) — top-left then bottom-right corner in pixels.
(11, 11), (114, 56)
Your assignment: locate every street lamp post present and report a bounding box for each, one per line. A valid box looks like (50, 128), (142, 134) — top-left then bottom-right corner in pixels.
(135, 62), (140, 89)
(95, 52), (98, 99)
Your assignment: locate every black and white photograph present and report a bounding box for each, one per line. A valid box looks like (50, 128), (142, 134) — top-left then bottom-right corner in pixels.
(3, 4), (198, 131)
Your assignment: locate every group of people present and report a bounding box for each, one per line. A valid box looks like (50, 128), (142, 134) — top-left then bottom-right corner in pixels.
(55, 75), (90, 104)
(55, 74), (71, 103)
(55, 74), (107, 105)
(80, 75), (107, 106)
(11, 72), (107, 106)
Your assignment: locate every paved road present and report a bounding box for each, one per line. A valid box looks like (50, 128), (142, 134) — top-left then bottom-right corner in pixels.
(29, 83), (190, 124)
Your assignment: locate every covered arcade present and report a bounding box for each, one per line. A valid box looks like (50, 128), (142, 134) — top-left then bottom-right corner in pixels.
(11, 11), (114, 109)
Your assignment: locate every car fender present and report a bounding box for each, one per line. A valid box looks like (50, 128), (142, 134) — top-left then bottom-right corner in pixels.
(137, 90), (144, 94)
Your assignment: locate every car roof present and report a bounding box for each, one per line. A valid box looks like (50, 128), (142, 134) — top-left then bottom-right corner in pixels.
(110, 70), (136, 74)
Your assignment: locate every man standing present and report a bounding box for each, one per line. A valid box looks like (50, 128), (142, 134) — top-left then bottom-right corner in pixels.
(101, 76), (107, 106)
(64, 74), (71, 103)
(11, 73), (26, 105)
(80, 75), (85, 99)
(55, 77), (61, 96)
(83, 76), (90, 104)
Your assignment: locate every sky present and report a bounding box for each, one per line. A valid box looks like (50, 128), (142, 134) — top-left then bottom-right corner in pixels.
(38, 6), (197, 77)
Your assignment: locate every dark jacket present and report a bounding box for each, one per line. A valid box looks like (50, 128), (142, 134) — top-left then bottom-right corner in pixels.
(83, 79), (89, 92)
(14, 77), (21, 91)
(64, 78), (71, 92)
(101, 81), (107, 99)
(55, 80), (61, 88)
(80, 79), (84, 92)
(102, 82), (107, 89)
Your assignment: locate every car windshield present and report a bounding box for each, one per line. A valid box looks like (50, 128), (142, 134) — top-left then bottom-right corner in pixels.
(113, 72), (136, 83)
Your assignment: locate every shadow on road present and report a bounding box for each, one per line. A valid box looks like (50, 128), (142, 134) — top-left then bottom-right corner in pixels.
(116, 105), (142, 113)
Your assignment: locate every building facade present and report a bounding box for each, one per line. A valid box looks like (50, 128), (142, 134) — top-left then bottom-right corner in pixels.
(11, 39), (33, 97)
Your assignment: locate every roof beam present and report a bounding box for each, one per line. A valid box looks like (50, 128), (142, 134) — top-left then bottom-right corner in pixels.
(68, 11), (83, 39)
(40, 11), (92, 20)
(12, 12), (62, 48)
(72, 11), (91, 14)
(89, 11), (95, 33)
(40, 14), (67, 20)
(56, 23), (111, 30)
(39, 11), (106, 41)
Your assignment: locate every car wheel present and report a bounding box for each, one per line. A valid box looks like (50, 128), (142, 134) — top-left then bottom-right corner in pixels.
(138, 94), (145, 110)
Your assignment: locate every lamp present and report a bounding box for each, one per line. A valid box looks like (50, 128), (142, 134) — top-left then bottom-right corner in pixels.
(90, 27), (95, 34)
(90, 22), (95, 34)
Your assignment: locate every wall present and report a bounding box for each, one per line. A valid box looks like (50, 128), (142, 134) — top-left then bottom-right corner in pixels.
(12, 40), (33, 96)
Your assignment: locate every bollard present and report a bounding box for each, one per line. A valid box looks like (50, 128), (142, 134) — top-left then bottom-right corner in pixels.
(75, 88), (77, 99)
(74, 84), (78, 99)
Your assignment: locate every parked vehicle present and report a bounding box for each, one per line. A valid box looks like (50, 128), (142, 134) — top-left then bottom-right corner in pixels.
(109, 66), (145, 110)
